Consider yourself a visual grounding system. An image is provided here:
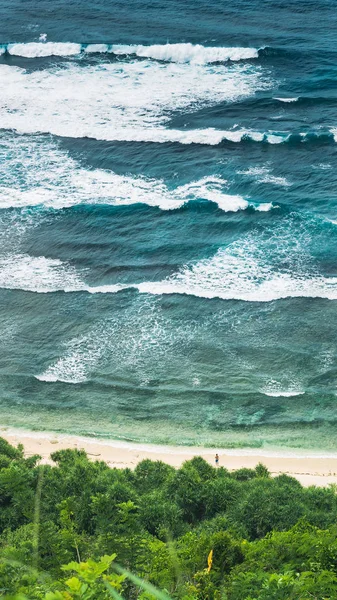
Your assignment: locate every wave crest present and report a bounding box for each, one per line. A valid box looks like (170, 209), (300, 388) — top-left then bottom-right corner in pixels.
(0, 136), (272, 212)
(3, 226), (337, 302)
(1, 41), (260, 63)
(7, 42), (82, 58)
(109, 43), (259, 64)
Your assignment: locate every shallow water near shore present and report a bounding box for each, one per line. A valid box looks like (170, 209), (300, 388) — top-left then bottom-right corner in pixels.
(1, 0), (337, 450)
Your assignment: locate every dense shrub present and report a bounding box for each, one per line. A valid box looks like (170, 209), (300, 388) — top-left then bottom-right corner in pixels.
(0, 438), (336, 598)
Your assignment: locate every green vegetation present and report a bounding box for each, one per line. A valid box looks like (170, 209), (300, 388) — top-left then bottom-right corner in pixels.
(0, 438), (336, 598)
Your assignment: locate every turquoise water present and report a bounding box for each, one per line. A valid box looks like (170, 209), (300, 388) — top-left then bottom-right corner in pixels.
(1, 0), (337, 448)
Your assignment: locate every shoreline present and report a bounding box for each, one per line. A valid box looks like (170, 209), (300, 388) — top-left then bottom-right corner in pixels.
(1, 426), (337, 487)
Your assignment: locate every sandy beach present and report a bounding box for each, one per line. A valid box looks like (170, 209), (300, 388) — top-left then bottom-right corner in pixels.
(1, 426), (337, 487)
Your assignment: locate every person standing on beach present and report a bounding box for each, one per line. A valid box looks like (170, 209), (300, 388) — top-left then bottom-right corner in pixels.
(215, 453), (219, 466)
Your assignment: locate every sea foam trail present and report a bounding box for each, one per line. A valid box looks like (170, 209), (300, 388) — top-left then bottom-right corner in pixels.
(0, 61), (271, 140)
(36, 296), (183, 384)
(0, 136), (272, 212)
(36, 327), (105, 383)
(238, 166), (291, 187)
(1, 41), (260, 63)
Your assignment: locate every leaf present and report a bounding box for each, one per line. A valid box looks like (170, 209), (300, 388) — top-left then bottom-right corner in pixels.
(65, 576), (83, 592)
(45, 592), (68, 600)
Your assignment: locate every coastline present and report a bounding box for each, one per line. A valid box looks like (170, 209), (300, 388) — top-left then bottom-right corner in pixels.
(1, 425), (337, 487)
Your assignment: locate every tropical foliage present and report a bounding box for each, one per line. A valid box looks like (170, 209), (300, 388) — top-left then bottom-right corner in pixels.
(0, 438), (336, 598)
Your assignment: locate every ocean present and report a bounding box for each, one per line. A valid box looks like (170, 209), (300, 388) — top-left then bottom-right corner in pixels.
(1, 0), (337, 449)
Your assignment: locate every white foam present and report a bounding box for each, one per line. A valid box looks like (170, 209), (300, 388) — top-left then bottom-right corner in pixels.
(266, 133), (288, 144)
(128, 227), (337, 302)
(0, 60), (270, 141)
(0, 254), (83, 293)
(313, 163), (332, 170)
(260, 380), (305, 397)
(84, 43), (109, 53)
(111, 43), (259, 64)
(7, 42), (82, 57)
(260, 175), (290, 186)
(36, 295), (180, 384)
(261, 390), (305, 398)
(174, 176), (258, 212)
(262, 390), (305, 397)
(99, 128), (294, 146)
(0, 135), (272, 212)
(82, 128), (275, 145)
(132, 247), (337, 302)
(238, 166), (291, 187)
(274, 97), (299, 103)
(199, 192), (247, 212)
(36, 355), (89, 383)
(83, 261), (337, 302)
(255, 202), (273, 211)
(36, 332), (104, 383)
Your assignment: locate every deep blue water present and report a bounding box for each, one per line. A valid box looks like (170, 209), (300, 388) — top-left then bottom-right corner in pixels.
(1, 0), (337, 448)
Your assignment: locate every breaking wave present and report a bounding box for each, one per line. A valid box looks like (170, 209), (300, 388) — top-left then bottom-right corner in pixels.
(133, 247), (337, 302)
(0, 57), (333, 145)
(0, 134), (272, 212)
(1, 41), (260, 63)
(2, 226), (337, 302)
(104, 43), (259, 64)
(0, 60), (271, 140)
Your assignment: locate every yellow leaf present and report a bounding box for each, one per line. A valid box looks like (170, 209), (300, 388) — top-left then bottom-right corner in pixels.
(207, 549), (213, 573)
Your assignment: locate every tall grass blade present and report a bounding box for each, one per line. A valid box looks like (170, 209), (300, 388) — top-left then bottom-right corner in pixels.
(113, 564), (172, 600)
(104, 580), (126, 600)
